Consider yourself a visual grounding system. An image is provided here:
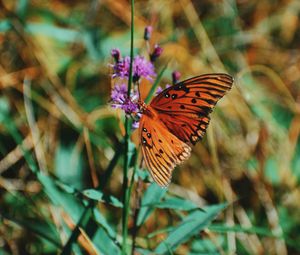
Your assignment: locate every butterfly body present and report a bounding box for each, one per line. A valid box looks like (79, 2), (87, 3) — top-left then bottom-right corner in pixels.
(139, 73), (233, 187)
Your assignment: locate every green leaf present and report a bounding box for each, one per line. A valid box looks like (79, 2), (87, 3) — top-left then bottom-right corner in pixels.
(136, 167), (149, 181)
(292, 138), (300, 181)
(25, 23), (80, 42)
(208, 224), (276, 237)
(0, 97), (10, 122)
(16, 0), (28, 19)
(1, 215), (61, 248)
(154, 197), (200, 211)
(0, 98), (85, 224)
(147, 226), (175, 239)
(93, 208), (117, 238)
(100, 144), (123, 188)
(0, 20), (11, 32)
(264, 157), (280, 185)
(155, 203), (228, 254)
(190, 237), (224, 255)
(83, 189), (123, 208)
(135, 248), (153, 255)
(37, 172), (84, 222)
(61, 204), (93, 255)
(61, 220), (84, 255)
(92, 228), (121, 255)
(128, 139), (137, 168)
(137, 183), (167, 226)
(54, 143), (85, 190)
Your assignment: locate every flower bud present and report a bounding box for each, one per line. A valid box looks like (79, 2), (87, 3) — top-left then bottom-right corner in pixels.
(172, 71), (181, 84)
(144, 26), (153, 40)
(111, 48), (121, 62)
(150, 44), (163, 62)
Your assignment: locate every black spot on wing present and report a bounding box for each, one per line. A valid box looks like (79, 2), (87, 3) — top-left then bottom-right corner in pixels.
(174, 83), (190, 93)
(198, 106), (212, 116)
(142, 137), (147, 144)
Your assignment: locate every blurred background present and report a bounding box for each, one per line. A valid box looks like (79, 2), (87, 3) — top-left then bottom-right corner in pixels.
(1, 0), (300, 254)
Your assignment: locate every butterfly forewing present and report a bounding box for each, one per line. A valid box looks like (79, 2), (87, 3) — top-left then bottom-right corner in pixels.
(150, 73), (233, 144)
(139, 114), (191, 187)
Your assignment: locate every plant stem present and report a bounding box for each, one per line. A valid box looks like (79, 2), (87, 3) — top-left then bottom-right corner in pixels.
(122, 118), (131, 255)
(131, 177), (142, 255)
(122, 1), (134, 254)
(127, 0), (134, 96)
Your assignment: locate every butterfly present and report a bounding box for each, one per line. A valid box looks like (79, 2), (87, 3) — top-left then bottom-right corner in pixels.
(138, 73), (233, 187)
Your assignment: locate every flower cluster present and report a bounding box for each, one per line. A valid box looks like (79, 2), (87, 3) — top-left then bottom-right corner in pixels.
(110, 26), (171, 128)
(110, 83), (139, 114)
(111, 55), (156, 82)
(110, 49), (157, 120)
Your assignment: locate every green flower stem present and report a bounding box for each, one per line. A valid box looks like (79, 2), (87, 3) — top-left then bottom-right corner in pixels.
(127, 0), (134, 96)
(122, 0), (134, 254)
(128, 151), (140, 255)
(121, 117), (131, 255)
(145, 62), (168, 104)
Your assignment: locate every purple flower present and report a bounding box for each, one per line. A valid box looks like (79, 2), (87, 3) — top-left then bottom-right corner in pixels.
(110, 84), (139, 115)
(150, 44), (163, 62)
(111, 83), (127, 102)
(172, 71), (181, 84)
(122, 100), (139, 114)
(112, 55), (156, 82)
(132, 56), (156, 82)
(112, 56), (130, 79)
(144, 26), (153, 41)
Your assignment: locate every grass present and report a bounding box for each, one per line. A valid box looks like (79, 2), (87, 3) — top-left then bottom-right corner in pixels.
(1, 0), (300, 254)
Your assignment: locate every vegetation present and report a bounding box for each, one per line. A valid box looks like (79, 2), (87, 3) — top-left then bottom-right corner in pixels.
(0, 1), (300, 254)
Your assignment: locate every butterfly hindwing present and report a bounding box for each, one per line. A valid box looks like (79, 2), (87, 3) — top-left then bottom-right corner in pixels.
(139, 114), (191, 187)
(150, 73), (233, 144)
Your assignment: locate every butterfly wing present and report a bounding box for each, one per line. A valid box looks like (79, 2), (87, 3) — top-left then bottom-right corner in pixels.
(139, 113), (191, 187)
(150, 73), (233, 144)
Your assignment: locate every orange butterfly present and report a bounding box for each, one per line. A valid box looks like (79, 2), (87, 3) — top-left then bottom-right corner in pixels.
(138, 73), (233, 187)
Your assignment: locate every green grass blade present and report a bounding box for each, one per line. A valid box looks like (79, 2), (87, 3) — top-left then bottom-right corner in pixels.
(137, 183), (167, 226)
(83, 189), (123, 208)
(145, 63), (168, 104)
(1, 214), (61, 248)
(152, 196), (200, 211)
(154, 203), (228, 254)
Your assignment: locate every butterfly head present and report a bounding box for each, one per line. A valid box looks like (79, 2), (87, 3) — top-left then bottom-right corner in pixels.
(138, 100), (158, 119)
